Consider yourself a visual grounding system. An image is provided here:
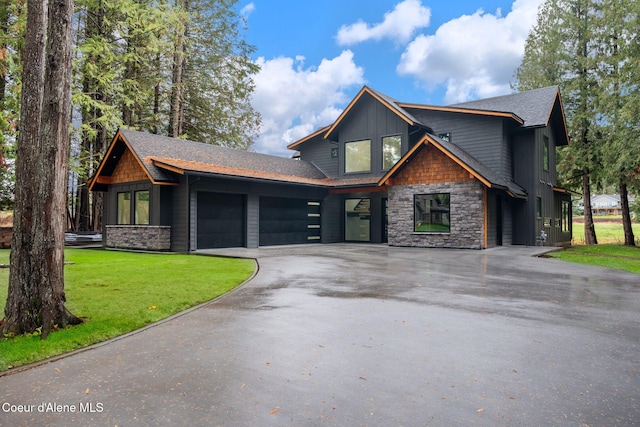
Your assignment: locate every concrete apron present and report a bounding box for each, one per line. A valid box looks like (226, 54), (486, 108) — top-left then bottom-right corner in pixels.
(0, 244), (638, 426)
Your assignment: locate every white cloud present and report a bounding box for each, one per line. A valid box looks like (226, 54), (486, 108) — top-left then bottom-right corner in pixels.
(397, 0), (543, 103)
(336, 0), (431, 46)
(251, 50), (365, 156)
(240, 2), (255, 19)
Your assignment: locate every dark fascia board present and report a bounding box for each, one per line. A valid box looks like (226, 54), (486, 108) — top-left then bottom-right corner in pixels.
(397, 103), (525, 125)
(323, 86), (416, 141)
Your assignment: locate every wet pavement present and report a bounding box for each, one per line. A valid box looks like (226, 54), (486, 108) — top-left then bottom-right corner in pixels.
(0, 244), (639, 426)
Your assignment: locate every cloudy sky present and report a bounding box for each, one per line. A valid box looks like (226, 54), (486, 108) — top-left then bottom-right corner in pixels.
(240, 0), (544, 156)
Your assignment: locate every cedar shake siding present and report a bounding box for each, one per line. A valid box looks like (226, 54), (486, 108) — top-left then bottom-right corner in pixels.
(110, 148), (149, 184)
(389, 144), (476, 186)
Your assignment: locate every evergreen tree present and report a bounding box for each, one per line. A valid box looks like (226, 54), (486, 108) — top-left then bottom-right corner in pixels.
(515, 0), (601, 245)
(3, 0), (81, 338)
(593, 0), (638, 245)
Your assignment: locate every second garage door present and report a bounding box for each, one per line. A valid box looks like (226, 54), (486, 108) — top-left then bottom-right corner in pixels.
(259, 197), (320, 246)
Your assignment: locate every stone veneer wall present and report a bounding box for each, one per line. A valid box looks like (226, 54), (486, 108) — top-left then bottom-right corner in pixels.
(105, 225), (171, 251)
(388, 181), (485, 249)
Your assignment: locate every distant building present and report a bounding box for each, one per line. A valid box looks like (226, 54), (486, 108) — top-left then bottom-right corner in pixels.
(591, 194), (635, 216)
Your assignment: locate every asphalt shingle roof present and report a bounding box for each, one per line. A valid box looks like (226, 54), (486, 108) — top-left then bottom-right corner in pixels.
(120, 129), (328, 183)
(450, 86), (560, 128)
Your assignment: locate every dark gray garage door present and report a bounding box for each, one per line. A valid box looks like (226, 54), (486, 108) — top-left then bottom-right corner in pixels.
(197, 192), (245, 248)
(259, 197), (320, 246)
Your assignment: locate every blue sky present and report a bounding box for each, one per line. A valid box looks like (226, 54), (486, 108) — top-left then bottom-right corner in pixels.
(239, 0), (544, 156)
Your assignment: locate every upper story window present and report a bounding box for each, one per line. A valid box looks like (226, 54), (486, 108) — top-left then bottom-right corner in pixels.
(543, 135), (550, 171)
(382, 135), (402, 170)
(345, 139), (371, 174)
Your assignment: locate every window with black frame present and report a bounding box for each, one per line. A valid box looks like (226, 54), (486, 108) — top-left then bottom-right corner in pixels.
(117, 192), (131, 224)
(414, 193), (450, 232)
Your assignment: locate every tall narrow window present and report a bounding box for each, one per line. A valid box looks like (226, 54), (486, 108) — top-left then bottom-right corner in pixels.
(117, 192), (131, 224)
(345, 139), (371, 173)
(536, 197), (542, 218)
(382, 135), (402, 170)
(135, 190), (150, 225)
(543, 136), (550, 171)
(561, 200), (570, 233)
(414, 194), (450, 232)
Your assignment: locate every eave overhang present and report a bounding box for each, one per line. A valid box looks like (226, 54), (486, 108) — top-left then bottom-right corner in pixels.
(88, 129), (179, 192)
(397, 103), (525, 125)
(287, 125), (331, 150)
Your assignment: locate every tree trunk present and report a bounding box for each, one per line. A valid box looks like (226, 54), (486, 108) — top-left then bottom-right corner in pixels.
(168, 0), (188, 137)
(3, 0), (81, 339)
(582, 168), (597, 245)
(619, 180), (635, 246)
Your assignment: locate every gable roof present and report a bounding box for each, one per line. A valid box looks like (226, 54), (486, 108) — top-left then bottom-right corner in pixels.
(291, 85), (569, 149)
(323, 86), (422, 141)
(379, 133), (527, 199)
(451, 86), (569, 146)
(90, 129), (329, 191)
(451, 86), (558, 127)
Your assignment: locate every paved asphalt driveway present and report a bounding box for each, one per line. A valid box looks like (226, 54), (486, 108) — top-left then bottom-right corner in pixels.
(0, 244), (639, 426)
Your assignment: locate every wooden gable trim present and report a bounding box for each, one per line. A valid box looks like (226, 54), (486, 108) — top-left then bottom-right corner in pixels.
(378, 135), (492, 188)
(397, 103), (525, 125)
(151, 159), (186, 175)
(89, 129), (171, 191)
(323, 86), (414, 140)
(287, 125), (331, 150)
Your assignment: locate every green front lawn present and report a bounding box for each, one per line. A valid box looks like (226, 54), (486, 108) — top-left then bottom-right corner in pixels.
(546, 244), (640, 274)
(0, 249), (255, 371)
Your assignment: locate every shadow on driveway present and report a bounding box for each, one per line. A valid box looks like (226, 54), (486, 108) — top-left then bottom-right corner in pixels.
(1, 244), (638, 426)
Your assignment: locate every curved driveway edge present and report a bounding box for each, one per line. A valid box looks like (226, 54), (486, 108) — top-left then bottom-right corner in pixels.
(0, 244), (638, 426)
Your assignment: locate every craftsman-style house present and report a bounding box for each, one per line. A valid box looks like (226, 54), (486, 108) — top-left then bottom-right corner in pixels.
(90, 85), (572, 251)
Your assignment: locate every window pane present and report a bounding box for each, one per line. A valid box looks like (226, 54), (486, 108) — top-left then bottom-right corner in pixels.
(414, 194), (450, 232)
(382, 135), (402, 170)
(543, 136), (549, 171)
(135, 190), (150, 225)
(117, 192), (131, 225)
(345, 140), (371, 173)
(345, 198), (370, 241)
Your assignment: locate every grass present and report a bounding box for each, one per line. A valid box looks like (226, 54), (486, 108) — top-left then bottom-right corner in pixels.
(0, 249), (255, 372)
(546, 244), (640, 274)
(572, 219), (640, 245)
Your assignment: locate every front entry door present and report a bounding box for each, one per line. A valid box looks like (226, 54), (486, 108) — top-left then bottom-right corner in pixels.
(345, 198), (370, 242)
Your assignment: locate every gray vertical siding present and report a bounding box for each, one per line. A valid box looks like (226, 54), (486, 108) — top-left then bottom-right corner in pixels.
(336, 93), (410, 179)
(297, 136), (339, 178)
(246, 194), (259, 248)
(407, 109), (506, 177)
